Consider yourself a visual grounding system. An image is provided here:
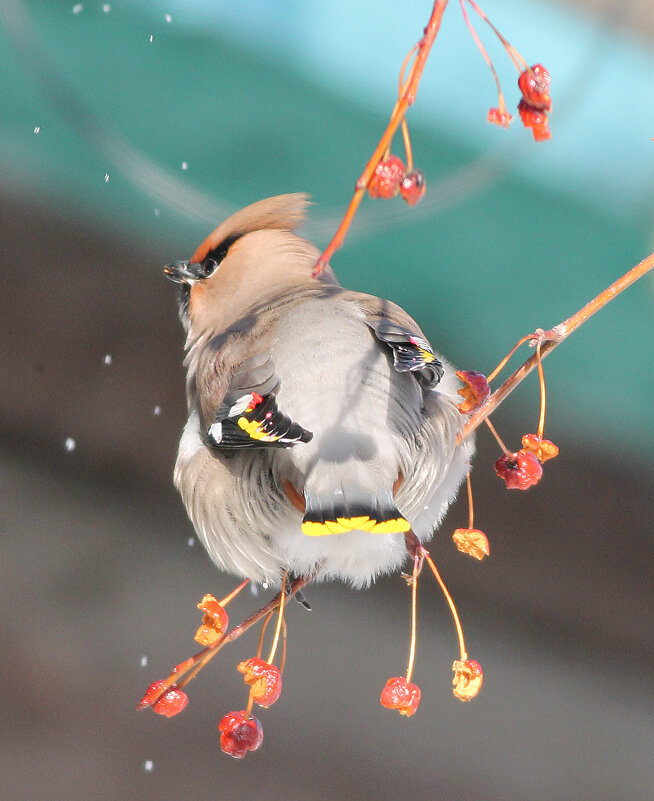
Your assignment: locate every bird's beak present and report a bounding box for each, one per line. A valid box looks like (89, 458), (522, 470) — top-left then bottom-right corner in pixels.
(163, 260), (200, 284)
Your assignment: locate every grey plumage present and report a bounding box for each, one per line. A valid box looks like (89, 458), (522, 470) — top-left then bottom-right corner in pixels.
(167, 194), (473, 588)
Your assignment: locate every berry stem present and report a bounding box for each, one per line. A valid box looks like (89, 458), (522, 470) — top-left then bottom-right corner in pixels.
(314, 0), (450, 274)
(421, 547), (468, 661)
(462, 251), (654, 439)
(405, 554), (423, 684)
(280, 620), (288, 675)
(266, 571), (288, 666)
(486, 334), (533, 383)
(219, 578), (250, 608)
(459, 0), (507, 112)
(464, 0), (527, 71)
(535, 339), (547, 439)
(255, 610), (275, 660)
(466, 471), (475, 529)
(484, 417), (511, 456)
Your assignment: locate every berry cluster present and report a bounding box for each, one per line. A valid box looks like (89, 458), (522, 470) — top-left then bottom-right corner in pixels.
(518, 64), (552, 141)
(368, 155), (426, 206)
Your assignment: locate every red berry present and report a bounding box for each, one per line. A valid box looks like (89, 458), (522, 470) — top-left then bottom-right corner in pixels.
(138, 680), (189, 717)
(399, 169), (426, 206)
(494, 450), (543, 490)
(380, 676), (421, 717)
(518, 101), (551, 142)
(518, 64), (551, 111)
(487, 107), (512, 128)
(455, 370), (490, 414)
(218, 711), (263, 759)
(368, 155), (406, 199)
(237, 657), (282, 707)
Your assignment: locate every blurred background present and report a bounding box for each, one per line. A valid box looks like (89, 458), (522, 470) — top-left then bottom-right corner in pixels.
(1, 1), (653, 799)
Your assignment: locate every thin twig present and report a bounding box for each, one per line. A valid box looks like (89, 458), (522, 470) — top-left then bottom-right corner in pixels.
(462, 252), (654, 438)
(313, 0), (450, 275)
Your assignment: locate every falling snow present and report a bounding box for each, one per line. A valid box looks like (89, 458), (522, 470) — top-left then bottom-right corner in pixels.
(154, 208), (160, 217)
(153, 405), (161, 416)
(102, 3), (111, 11)
(181, 161), (188, 171)
(165, 14), (172, 23)
(140, 655), (148, 667)
(149, 34), (154, 43)
(104, 173), (110, 183)
(33, 126), (41, 134)
(64, 438), (76, 452)
(144, 760), (153, 772)
(187, 537), (195, 547)
(103, 354), (112, 365)
(72, 3), (83, 13)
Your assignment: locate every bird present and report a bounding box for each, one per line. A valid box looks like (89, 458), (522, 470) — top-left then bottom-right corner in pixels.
(164, 193), (473, 589)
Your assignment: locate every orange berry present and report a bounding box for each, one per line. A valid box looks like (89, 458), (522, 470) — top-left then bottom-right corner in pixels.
(452, 658), (483, 701)
(237, 657), (282, 708)
(452, 528), (490, 560)
(521, 433), (559, 463)
(194, 593), (229, 646)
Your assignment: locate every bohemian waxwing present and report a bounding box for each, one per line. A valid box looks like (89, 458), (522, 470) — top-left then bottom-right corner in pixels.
(164, 194), (473, 588)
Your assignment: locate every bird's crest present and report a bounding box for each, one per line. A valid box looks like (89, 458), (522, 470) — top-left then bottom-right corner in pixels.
(191, 193), (311, 264)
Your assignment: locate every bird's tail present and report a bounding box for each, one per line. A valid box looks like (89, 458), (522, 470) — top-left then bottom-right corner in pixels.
(300, 488), (410, 536)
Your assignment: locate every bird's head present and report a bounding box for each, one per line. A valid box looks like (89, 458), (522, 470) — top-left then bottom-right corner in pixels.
(164, 193), (335, 337)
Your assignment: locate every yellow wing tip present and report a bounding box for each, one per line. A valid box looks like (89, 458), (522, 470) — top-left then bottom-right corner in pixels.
(302, 516), (411, 536)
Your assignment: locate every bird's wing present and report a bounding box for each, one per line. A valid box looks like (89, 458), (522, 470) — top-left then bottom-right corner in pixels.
(347, 292), (444, 389)
(192, 332), (313, 450)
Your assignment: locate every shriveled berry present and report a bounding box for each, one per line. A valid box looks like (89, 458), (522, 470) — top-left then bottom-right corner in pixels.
(399, 169), (426, 206)
(452, 528), (490, 561)
(194, 593), (229, 646)
(518, 101), (551, 141)
(487, 107), (512, 128)
(237, 657), (282, 708)
(495, 450), (543, 490)
(380, 676), (421, 717)
(452, 658), (483, 701)
(518, 64), (551, 111)
(521, 433), (559, 463)
(368, 155), (406, 199)
(455, 370), (490, 414)
(218, 710), (263, 758)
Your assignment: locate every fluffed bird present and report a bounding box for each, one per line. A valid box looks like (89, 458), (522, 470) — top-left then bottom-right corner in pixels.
(164, 194), (473, 588)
